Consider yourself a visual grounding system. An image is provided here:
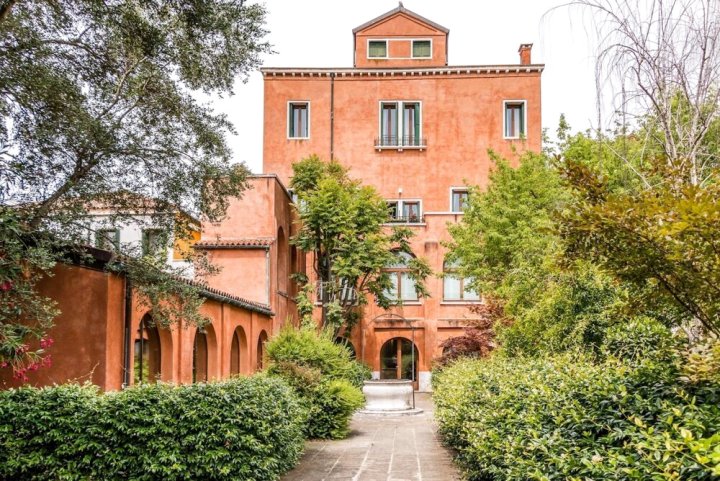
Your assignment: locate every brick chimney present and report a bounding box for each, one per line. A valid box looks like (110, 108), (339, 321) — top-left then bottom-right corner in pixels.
(518, 43), (533, 65)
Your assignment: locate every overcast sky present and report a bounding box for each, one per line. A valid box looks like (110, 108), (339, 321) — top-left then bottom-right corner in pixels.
(214, 0), (602, 173)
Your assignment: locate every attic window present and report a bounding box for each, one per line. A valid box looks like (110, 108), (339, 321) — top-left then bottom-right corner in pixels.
(412, 40), (431, 58)
(368, 40), (387, 58)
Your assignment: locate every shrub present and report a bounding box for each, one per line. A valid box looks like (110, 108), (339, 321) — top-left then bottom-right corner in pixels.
(601, 316), (681, 363)
(265, 325), (370, 388)
(433, 354), (720, 480)
(265, 326), (369, 439)
(0, 376), (306, 481)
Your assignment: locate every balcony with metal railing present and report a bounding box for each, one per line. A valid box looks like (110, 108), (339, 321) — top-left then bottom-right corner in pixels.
(385, 215), (424, 224)
(374, 135), (427, 151)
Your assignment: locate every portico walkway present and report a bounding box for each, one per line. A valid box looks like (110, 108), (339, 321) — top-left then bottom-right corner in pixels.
(281, 393), (461, 481)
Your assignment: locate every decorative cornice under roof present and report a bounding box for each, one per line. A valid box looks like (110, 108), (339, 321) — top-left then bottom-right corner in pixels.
(194, 238), (275, 249)
(178, 278), (274, 316)
(261, 65), (544, 77)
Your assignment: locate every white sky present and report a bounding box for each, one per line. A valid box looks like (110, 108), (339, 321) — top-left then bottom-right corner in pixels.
(213, 0), (602, 173)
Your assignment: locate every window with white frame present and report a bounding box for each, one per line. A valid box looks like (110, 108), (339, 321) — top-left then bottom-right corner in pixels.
(504, 101), (526, 138)
(451, 188), (469, 213)
(288, 102), (309, 139)
(368, 40), (388, 58)
(378, 101), (422, 147)
(412, 40), (431, 58)
(384, 252), (419, 302)
(443, 260), (480, 301)
(386, 199), (422, 223)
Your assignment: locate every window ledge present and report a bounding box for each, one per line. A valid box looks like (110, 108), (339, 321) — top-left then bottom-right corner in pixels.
(389, 301), (422, 306)
(375, 145), (426, 152)
(382, 222), (427, 227)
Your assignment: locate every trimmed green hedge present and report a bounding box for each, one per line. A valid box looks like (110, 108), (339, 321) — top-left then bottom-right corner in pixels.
(0, 376), (306, 481)
(265, 326), (368, 439)
(433, 355), (720, 480)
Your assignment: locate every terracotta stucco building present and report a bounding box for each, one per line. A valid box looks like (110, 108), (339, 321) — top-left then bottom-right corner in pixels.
(212, 4), (544, 390)
(3, 5), (543, 392)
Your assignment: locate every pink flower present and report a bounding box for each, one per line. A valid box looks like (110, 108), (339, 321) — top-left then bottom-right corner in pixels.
(0, 281), (12, 292)
(40, 338), (54, 349)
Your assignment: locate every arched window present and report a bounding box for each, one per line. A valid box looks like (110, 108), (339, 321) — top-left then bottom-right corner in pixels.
(230, 327), (247, 375)
(385, 252), (418, 302)
(134, 315), (161, 384)
(380, 337), (419, 381)
(443, 259), (480, 301)
(193, 328), (209, 383)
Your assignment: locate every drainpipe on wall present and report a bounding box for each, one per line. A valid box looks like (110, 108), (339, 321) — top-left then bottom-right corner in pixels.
(122, 276), (132, 388)
(330, 72), (335, 160)
(265, 248), (271, 306)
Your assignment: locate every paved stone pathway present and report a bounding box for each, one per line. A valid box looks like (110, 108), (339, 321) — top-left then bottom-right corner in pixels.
(281, 393), (461, 481)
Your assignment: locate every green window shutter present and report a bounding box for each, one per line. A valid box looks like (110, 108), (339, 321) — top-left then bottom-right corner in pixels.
(288, 104), (293, 137)
(414, 103), (420, 140)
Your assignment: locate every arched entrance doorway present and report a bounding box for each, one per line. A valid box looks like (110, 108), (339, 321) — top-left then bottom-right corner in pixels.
(380, 337), (419, 388)
(134, 315), (161, 384)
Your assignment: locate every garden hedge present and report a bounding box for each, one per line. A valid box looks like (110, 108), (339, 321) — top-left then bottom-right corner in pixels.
(265, 326), (369, 439)
(0, 376), (306, 481)
(433, 355), (720, 480)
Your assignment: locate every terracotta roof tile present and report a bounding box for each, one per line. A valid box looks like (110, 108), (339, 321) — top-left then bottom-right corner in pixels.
(179, 278), (274, 316)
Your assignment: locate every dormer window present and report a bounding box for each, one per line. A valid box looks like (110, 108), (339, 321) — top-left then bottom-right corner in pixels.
(368, 40), (388, 58)
(412, 40), (431, 58)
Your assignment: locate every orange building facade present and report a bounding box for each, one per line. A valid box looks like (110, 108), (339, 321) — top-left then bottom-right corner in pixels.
(259, 5), (543, 390)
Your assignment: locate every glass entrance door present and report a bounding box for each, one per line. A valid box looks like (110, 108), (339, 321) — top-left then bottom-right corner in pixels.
(380, 337), (419, 388)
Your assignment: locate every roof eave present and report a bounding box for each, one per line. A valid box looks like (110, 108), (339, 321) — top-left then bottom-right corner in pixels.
(352, 5), (449, 34)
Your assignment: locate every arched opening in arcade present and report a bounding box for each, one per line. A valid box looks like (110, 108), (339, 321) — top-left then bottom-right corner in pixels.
(134, 314), (161, 384)
(230, 326), (248, 375)
(256, 330), (268, 370)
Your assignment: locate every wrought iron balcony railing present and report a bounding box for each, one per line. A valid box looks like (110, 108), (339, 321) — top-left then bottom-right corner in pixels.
(374, 135), (427, 149)
(386, 215), (423, 224)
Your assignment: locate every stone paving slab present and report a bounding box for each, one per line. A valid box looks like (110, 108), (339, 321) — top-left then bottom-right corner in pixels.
(282, 393), (461, 481)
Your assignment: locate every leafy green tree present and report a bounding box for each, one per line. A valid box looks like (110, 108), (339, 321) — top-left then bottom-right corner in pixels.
(448, 152), (626, 355)
(290, 155), (430, 333)
(561, 159), (720, 336)
(0, 1), (271, 374)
